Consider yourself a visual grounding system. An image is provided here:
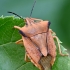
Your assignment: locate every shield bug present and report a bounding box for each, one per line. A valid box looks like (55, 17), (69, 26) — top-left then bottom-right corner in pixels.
(8, 0), (68, 70)
(14, 18), (50, 70)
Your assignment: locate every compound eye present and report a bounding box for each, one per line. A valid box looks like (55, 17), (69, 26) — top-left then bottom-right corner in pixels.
(19, 30), (27, 37)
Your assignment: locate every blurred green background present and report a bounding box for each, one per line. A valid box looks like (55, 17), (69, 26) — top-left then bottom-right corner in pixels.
(0, 0), (70, 52)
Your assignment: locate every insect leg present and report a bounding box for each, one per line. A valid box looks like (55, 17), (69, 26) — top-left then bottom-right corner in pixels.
(25, 52), (31, 62)
(14, 26), (21, 30)
(53, 36), (69, 56)
(15, 39), (23, 44)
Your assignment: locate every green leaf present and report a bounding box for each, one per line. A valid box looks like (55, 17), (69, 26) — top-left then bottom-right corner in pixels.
(0, 16), (70, 70)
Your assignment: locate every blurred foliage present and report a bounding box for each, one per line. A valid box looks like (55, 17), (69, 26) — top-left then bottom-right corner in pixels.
(0, 0), (70, 50)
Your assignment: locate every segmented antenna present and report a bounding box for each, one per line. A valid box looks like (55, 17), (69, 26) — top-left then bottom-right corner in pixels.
(8, 11), (23, 19)
(30, 0), (36, 17)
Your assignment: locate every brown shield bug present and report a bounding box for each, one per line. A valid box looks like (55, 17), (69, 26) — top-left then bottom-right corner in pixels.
(8, 0), (68, 70)
(14, 18), (50, 70)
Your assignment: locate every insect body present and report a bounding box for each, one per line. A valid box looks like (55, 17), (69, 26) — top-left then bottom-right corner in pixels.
(7, 10), (69, 69)
(13, 18), (68, 70)
(8, 1), (68, 70)
(14, 18), (50, 70)
(14, 18), (68, 70)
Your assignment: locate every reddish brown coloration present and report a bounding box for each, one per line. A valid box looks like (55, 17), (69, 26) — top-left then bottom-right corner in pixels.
(8, 2), (68, 69)
(47, 29), (56, 65)
(22, 36), (43, 70)
(14, 18), (49, 70)
(22, 37), (41, 63)
(14, 18), (68, 70)
(14, 18), (54, 70)
(19, 18), (49, 37)
(47, 30), (56, 57)
(19, 18), (49, 56)
(31, 33), (47, 56)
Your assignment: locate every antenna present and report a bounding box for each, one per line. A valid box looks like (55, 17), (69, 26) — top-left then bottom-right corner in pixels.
(8, 11), (23, 19)
(30, 0), (36, 17)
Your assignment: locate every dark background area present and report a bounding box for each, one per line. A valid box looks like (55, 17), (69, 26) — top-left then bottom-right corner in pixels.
(0, 0), (70, 52)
